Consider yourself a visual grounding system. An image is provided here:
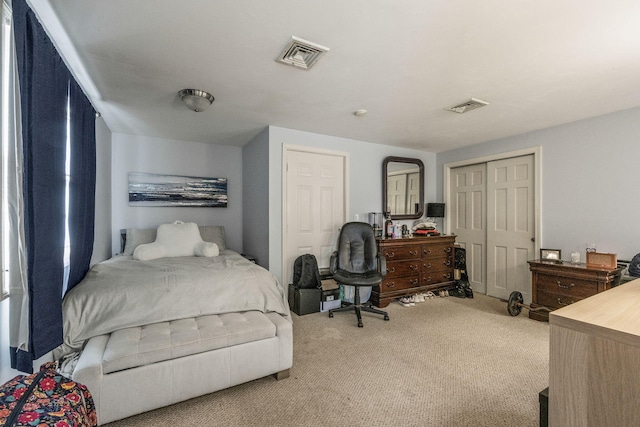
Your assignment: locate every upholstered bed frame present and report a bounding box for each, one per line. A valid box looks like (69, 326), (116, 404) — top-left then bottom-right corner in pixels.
(72, 311), (292, 424)
(65, 227), (293, 425)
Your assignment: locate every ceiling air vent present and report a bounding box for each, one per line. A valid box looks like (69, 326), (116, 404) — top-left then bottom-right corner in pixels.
(276, 36), (330, 70)
(445, 98), (490, 114)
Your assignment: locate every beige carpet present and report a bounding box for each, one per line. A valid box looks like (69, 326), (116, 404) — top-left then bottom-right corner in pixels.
(104, 294), (549, 427)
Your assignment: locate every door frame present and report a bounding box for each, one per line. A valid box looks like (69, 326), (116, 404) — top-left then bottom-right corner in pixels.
(281, 144), (349, 289)
(443, 146), (542, 277)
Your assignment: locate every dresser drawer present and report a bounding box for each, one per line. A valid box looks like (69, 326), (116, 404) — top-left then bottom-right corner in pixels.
(380, 245), (421, 261)
(385, 260), (421, 278)
(422, 271), (454, 286)
(380, 275), (420, 292)
(422, 244), (453, 259)
(536, 274), (598, 300)
(537, 289), (587, 309)
(422, 256), (453, 272)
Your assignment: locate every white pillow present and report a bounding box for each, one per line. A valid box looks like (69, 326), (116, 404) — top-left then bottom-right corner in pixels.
(133, 244), (166, 261)
(194, 241), (219, 257)
(133, 221), (219, 260)
(124, 225), (226, 254)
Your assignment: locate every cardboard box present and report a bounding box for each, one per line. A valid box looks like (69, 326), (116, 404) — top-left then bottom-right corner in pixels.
(321, 288), (340, 302)
(586, 252), (617, 269)
(288, 284), (321, 316)
(321, 278), (338, 290)
(320, 299), (341, 312)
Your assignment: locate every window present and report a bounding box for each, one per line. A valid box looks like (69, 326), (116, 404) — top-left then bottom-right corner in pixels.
(63, 94), (70, 293)
(1, 0), (12, 300)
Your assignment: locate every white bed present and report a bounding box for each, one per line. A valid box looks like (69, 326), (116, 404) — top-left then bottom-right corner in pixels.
(56, 225), (293, 425)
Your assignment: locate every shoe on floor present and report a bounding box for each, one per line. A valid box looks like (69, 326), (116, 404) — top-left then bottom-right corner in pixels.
(397, 296), (414, 307)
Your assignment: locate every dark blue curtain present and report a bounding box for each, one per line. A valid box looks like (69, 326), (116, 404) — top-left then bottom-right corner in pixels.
(67, 79), (96, 292)
(12, 0), (72, 372)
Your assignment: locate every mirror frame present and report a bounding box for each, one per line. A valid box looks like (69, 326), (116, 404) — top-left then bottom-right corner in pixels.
(382, 156), (425, 220)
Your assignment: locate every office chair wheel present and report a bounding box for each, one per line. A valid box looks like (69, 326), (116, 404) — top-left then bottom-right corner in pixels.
(328, 311), (334, 318)
(384, 314), (389, 321)
(358, 321), (363, 328)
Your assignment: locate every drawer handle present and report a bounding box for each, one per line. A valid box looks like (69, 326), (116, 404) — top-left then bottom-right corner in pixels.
(424, 263), (432, 269)
(443, 273), (452, 279)
(443, 260), (451, 266)
(557, 281), (575, 289)
(557, 298), (573, 306)
(409, 250), (418, 256)
(386, 252), (395, 258)
(424, 276), (432, 283)
(410, 278), (419, 285)
(387, 282), (396, 288)
(387, 267), (396, 273)
(444, 247), (452, 253)
(424, 249), (432, 255)
(410, 264), (418, 271)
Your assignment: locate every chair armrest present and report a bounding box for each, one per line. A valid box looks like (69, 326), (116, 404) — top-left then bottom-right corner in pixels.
(377, 253), (387, 278)
(329, 251), (338, 274)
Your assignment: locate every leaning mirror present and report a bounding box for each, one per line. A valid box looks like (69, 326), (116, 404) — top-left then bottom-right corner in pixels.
(383, 156), (424, 220)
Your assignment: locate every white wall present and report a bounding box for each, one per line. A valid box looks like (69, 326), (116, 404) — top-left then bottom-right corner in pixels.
(242, 128), (270, 268)
(111, 133), (243, 253)
(90, 117), (112, 265)
(267, 126), (436, 284)
(436, 106), (640, 261)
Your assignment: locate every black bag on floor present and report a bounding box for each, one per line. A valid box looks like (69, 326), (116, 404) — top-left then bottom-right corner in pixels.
(454, 247), (473, 298)
(292, 254), (322, 289)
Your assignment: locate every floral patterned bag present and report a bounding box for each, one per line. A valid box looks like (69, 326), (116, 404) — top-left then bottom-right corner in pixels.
(0, 362), (97, 426)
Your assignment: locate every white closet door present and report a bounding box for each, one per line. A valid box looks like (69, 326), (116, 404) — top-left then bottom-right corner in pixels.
(486, 155), (535, 302)
(449, 163), (487, 294)
(284, 149), (346, 287)
(386, 173), (406, 214)
(406, 172), (420, 215)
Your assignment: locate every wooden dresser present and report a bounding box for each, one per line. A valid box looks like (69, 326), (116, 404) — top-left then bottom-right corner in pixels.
(528, 260), (621, 321)
(373, 235), (456, 308)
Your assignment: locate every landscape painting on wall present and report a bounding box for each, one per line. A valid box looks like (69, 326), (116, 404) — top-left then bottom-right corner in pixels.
(128, 172), (228, 207)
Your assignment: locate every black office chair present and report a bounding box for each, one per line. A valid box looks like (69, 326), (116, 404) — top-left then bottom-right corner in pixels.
(328, 222), (389, 327)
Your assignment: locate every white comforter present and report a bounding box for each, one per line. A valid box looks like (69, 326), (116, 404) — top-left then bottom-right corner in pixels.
(59, 250), (290, 356)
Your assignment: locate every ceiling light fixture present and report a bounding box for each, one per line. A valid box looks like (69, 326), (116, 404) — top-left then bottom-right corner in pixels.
(353, 110), (367, 116)
(445, 98), (489, 114)
(178, 89), (215, 112)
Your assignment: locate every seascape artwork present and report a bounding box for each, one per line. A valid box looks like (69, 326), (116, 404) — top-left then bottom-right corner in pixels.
(128, 172), (227, 207)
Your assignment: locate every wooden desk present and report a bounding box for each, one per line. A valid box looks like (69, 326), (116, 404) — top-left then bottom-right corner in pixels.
(528, 260), (621, 321)
(549, 279), (640, 426)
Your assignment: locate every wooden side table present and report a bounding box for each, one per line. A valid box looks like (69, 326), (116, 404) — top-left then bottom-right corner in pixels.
(528, 260), (621, 321)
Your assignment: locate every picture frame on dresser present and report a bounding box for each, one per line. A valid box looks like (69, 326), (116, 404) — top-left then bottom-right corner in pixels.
(540, 248), (562, 263)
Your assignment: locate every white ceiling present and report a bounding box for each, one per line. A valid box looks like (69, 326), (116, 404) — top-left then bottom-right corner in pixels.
(29, 0), (640, 152)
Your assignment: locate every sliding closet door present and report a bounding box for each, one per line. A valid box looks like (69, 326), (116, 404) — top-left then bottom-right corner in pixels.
(486, 155), (535, 302)
(449, 163), (487, 294)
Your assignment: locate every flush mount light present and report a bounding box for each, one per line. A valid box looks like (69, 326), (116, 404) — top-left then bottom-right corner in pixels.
(445, 98), (489, 114)
(178, 89), (215, 112)
(353, 110), (367, 117)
